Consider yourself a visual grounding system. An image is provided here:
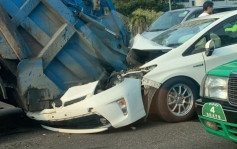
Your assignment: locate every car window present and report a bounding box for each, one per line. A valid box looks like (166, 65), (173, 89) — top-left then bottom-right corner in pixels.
(186, 10), (202, 21)
(210, 15), (237, 48)
(191, 37), (207, 54)
(190, 32), (223, 55)
(148, 10), (190, 32)
(186, 15), (237, 56)
(152, 19), (215, 48)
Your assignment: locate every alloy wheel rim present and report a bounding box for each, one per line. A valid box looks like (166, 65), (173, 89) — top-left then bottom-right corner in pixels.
(167, 84), (194, 117)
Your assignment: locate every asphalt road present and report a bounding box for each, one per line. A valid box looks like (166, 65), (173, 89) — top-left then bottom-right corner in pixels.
(0, 102), (236, 149)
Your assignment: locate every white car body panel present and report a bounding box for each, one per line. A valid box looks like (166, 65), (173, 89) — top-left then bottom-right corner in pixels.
(139, 11), (237, 86)
(142, 52), (206, 85)
(27, 78), (146, 133)
(60, 81), (98, 103)
(203, 44), (237, 72)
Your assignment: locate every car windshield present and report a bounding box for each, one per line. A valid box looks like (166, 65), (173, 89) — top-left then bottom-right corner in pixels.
(148, 10), (190, 32)
(152, 19), (216, 48)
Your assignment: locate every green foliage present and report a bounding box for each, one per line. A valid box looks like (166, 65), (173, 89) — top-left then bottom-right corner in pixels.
(112, 0), (168, 17)
(128, 8), (163, 35)
(130, 9), (163, 26)
(112, 0), (184, 35)
(112, 0), (184, 17)
(171, 3), (186, 10)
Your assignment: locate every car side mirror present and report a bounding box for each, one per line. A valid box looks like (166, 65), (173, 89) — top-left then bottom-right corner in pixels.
(205, 40), (215, 56)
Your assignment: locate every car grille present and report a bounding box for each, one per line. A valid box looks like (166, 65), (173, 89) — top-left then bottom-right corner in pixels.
(199, 116), (237, 142)
(228, 74), (237, 106)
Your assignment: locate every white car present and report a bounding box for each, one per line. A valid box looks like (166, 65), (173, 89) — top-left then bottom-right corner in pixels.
(129, 10), (237, 122)
(139, 5), (237, 40)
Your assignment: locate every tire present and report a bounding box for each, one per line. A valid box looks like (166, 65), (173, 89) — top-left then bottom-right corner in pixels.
(154, 77), (199, 123)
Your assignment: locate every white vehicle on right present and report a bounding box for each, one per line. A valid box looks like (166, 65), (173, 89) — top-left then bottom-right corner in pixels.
(128, 10), (237, 122)
(141, 5), (237, 40)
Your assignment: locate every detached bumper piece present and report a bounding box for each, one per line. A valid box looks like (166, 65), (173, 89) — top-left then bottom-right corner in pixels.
(26, 78), (145, 133)
(39, 114), (111, 134)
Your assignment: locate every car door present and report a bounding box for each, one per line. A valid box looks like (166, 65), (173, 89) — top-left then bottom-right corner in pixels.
(181, 34), (210, 83)
(203, 15), (237, 72)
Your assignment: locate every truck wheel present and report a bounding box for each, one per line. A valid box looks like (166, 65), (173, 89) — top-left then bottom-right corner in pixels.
(155, 78), (199, 122)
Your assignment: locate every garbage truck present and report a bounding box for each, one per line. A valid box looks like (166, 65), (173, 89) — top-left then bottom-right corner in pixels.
(0, 0), (147, 133)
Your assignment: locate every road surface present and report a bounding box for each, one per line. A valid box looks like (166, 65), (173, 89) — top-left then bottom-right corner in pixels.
(0, 102), (236, 149)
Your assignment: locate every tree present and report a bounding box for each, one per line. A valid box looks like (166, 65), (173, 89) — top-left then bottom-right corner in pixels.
(112, 0), (184, 35)
(129, 9), (163, 35)
(112, 0), (168, 17)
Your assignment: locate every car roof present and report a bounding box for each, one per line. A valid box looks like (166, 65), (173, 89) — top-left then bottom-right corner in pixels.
(214, 5), (237, 9)
(169, 5), (237, 12)
(191, 10), (237, 20)
(169, 7), (201, 12)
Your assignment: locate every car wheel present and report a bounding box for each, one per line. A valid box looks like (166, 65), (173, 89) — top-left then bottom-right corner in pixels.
(154, 77), (199, 122)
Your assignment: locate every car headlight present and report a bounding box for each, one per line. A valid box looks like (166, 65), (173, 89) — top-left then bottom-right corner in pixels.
(204, 75), (228, 101)
(117, 99), (128, 116)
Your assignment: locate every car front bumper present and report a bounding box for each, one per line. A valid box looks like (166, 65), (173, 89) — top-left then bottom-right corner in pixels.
(26, 78), (146, 133)
(196, 98), (237, 142)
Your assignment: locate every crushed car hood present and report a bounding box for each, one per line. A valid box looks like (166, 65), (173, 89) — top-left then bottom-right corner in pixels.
(61, 81), (98, 103)
(127, 34), (172, 67)
(131, 34), (171, 51)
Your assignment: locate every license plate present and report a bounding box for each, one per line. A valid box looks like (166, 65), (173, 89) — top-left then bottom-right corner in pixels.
(202, 103), (227, 122)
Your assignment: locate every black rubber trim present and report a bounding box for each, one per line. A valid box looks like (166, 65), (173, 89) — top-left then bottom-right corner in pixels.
(39, 114), (110, 129)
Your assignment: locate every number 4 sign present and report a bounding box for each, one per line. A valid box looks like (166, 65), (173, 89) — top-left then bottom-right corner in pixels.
(210, 107), (215, 113)
(202, 103), (227, 122)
